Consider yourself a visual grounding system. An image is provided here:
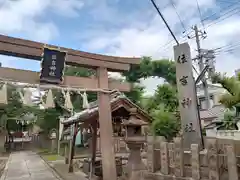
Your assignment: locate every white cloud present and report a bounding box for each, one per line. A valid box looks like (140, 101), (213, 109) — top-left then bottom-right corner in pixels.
(80, 0), (240, 94)
(0, 0), (85, 70)
(0, 0), (84, 42)
(50, 0), (84, 17)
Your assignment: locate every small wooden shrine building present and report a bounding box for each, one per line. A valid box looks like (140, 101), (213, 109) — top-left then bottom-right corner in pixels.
(60, 91), (152, 174)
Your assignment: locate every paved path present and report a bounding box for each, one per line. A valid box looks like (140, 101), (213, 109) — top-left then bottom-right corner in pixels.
(1, 151), (62, 180)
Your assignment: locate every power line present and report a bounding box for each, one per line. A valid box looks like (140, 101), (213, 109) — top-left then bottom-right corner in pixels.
(213, 41), (240, 52)
(216, 0), (240, 4)
(214, 44), (240, 55)
(152, 32), (191, 57)
(206, 9), (240, 28)
(202, 1), (240, 22)
(207, 40), (240, 57)
(195, 0), (205, 29)
(202, 3), (240, 28)
(169, 0), (187, 33)
(149, 0), (179, 45)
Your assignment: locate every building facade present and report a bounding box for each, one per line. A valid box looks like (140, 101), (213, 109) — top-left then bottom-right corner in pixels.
(196, 83), (227, 127)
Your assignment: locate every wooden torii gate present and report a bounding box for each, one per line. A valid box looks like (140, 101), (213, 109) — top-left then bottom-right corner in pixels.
(0, 34), (140, 180)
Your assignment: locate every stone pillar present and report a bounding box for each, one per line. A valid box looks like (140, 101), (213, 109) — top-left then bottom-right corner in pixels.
(174, 43), (203, 150)
(146, 136), (155, 172)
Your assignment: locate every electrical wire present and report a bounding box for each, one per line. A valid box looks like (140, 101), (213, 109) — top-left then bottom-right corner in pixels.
(195, 0), (205, 29)
(206, 8), (240, 28)
(214, 45), (240, 55)
(202, 1), (240, 22)
(154, 39), (175, 54)
(211, 41), (240, 56)
(213, 41), (240, 52)
(149, 0), (179, 45)
(217, 0), (240, 4)
(152, 33), (190, 57)
(169, 0), (187, 33)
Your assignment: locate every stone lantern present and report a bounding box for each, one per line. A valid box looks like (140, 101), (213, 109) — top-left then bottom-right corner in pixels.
(122, 108), (147, 179)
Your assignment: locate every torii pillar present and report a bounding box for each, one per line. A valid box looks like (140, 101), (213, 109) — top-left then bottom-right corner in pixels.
(97, 67), (117, 180)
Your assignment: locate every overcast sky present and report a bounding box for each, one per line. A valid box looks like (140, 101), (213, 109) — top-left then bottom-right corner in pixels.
(0, 0), (239, 95)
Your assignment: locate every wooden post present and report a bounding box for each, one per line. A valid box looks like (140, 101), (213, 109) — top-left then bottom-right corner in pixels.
(174, 137), (184, 177)
(191, 144), (200, 180)
(91, 122), (97, 176)
(68, 123), (78, 173)
(64, 143), (69, 164)
(97, 67), (117, 180)
(206, 138), (219, 180)
(51, 139), (56, 153)
(226, 145), (238, 180)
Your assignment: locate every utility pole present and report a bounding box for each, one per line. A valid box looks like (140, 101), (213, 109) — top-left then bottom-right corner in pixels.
(193, 25), (211, 109)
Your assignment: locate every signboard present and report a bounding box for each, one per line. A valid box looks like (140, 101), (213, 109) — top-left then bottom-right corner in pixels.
(174, 42), (203, 150)
(40, 47), (66, 84)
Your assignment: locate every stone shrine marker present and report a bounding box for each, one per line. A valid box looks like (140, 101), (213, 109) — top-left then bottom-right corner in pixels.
(174, 42), (203, 150)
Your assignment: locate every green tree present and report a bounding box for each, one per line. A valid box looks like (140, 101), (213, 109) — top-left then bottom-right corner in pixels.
(221, 111), (237, 130)
(146, 84), (180, 139)
(0, 85), (43, 131)
(125, 84), (145, 105)
(123, 57), (176, 85)
(150, 104), (180, 140)
(211, 72), (240, 130)
(36, 108), (60, 133)
(211, 73), (240, 108)
(149, 84), (178, 112)
(122, 57), (179, 139)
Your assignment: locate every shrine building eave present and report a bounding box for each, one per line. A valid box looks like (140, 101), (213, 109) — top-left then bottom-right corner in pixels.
(62, 92), (152, 125)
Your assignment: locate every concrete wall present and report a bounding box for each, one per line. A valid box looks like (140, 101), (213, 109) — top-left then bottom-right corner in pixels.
(206, 129), (240, 140)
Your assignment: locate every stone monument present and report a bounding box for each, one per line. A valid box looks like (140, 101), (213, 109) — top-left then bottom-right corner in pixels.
(174, 42), (203, 150)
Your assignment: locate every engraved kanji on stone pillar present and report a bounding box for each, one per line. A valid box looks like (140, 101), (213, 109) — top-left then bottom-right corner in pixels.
(174, 43), (203, 150)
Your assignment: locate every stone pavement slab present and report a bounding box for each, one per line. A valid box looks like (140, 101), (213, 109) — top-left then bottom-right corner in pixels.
(0, 151), (62, 180)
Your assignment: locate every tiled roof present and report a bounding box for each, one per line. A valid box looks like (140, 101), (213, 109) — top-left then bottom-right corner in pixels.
(62, 91), (151, 125)
(199, 105), (226, 120)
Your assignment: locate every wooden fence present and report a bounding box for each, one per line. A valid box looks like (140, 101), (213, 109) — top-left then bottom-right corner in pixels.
(145, 136), (240, 180)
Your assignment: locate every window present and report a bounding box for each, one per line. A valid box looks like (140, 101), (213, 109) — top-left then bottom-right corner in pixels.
(199, 95), (214, 110)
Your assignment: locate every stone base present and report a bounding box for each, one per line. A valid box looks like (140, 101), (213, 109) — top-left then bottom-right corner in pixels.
(83, 158), (122, 177)
(126, 143), (146, 170)
(124, 170), (146, 180)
